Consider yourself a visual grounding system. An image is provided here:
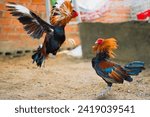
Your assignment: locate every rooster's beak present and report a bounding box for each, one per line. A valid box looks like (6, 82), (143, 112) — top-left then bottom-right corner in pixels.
(95, 42), (98, 44)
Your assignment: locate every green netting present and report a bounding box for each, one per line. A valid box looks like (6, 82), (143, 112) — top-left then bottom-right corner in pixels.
(50, 0), (57, 6)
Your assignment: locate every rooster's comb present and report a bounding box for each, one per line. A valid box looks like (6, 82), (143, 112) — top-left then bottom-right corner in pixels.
(93, 38), (118, 58)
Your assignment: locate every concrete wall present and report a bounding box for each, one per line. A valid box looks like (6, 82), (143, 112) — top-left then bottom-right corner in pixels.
(79, 21), (150, 65)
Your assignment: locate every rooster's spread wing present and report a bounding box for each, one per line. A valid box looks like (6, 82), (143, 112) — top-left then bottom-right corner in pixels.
(6, 2), (54, 39)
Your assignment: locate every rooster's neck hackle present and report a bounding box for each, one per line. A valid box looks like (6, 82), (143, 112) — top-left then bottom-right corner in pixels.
(93, 38), (118, 59)
(50, 1), (73, 26)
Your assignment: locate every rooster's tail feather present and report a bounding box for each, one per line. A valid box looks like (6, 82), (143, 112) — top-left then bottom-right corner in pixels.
(124, 61), (145, 75)
(32, 45), (45, 67)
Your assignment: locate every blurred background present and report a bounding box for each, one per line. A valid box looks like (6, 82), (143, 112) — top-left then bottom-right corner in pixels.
(0, 0), (150, 63)
(0, 0), (150, 99)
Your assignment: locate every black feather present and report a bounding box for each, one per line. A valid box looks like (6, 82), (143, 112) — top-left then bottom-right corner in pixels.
(12, 12), (23, 16)
(18, 16), (33, 24)
(6, 6), (15, 9)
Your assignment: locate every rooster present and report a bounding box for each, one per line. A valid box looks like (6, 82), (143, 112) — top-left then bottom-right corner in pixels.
(6, 0), (78, 67)
(92, 38), (145, 96)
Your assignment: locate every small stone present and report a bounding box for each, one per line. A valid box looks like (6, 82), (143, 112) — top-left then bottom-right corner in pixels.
(127, 90), (131, 93)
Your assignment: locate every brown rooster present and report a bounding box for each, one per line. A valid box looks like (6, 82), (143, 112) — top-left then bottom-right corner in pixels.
(92, 38), (145, 96)
(6, 0), (78, 67)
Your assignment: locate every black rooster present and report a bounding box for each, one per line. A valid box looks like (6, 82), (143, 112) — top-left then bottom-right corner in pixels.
(6, 0), (78, 67)
(92, 38), (145, 96)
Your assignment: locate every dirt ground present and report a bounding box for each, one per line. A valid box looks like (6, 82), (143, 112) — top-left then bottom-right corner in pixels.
(0, 54), (150, 100)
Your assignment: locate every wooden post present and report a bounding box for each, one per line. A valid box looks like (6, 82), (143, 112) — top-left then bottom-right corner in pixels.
(45, 0), (51, 24)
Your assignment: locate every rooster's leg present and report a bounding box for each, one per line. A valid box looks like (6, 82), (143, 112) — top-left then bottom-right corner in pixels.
(98, 86), (111, 96)
(98, 83), (112, 97)
(43, 60), (45, 68)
